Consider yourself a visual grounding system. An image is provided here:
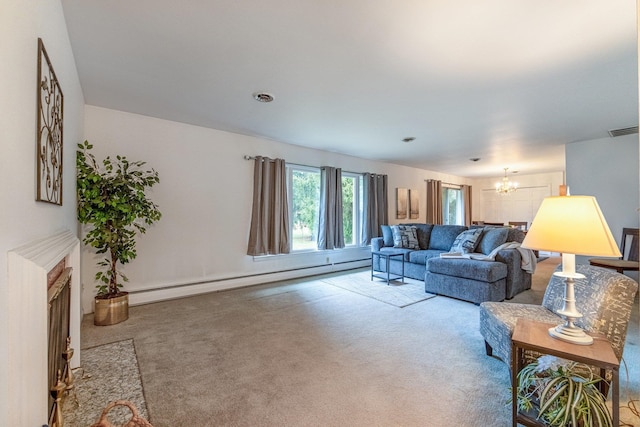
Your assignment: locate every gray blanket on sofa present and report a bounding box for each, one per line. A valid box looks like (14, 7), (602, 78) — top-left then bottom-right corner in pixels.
(440, 242), (537, 273)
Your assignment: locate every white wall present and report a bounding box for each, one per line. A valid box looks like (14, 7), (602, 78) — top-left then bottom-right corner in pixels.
(566, 134), (639, 277)
(0, 0), (84, 425)
(82, 106), (471, 311)
(470, 171), (565, 225)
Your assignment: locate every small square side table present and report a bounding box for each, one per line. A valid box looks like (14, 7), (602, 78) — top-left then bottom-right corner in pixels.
(371, 250), (405, 285)
(510, 318), (619, 427)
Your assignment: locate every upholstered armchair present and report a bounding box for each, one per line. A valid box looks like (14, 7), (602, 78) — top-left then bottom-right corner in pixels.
(479, 264), (638, 368)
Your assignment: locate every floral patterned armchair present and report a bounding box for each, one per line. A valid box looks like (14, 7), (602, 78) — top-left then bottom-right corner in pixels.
(479, 264), (638, 368)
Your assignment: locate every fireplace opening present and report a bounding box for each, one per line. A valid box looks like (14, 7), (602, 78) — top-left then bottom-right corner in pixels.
(48, 264), (72, 422)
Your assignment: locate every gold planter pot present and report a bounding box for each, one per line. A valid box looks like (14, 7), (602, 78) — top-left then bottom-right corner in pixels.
(94, 293), (129, 326)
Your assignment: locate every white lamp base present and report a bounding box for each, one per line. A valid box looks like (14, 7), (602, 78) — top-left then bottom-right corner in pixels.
(548, 324), (594, 345)
(546, 254), (594, 346)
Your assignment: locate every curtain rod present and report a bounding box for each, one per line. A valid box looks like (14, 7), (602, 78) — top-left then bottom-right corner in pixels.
(244, 155), (315, 169)
(425, 179), (461, 186)
(244, 155), (274, 161)
(244, 155), (384, 177)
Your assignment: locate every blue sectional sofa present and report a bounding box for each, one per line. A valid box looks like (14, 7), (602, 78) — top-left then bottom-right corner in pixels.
(371, 224), (532, 304)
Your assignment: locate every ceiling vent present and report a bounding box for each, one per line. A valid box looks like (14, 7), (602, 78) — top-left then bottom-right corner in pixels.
(608, 126), (638, 137)
(253, 92), (274, 103)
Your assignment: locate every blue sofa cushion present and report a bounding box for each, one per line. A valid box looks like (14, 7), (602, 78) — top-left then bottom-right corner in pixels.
(391, 225), (420, 249)
(450, 228), (483, 254)
(477, 227), (509, 255)
(380, 225), (394, 247)
(427, 257), (507, 282)
(408, 249), (446, 265)
(429, 225), (468, 250)
(506, 227), (526, 243)
(402, 223), (434, 250)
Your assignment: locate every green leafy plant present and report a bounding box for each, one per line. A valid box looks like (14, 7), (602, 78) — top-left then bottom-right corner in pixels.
(516, 355), (612, 427)
(76, 140), (162, 297)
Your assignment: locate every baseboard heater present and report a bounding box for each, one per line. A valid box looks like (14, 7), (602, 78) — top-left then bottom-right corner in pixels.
(128, 258), (371, 307)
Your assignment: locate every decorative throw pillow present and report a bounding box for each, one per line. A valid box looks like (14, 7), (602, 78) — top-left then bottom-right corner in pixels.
(380, 225), (394, 247)
(477, 227), (510, 255)
(450, 228), (483, 254)
(391, 225), (420, 249)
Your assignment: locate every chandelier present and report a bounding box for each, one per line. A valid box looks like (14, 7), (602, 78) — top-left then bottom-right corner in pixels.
(495, 168), (518, 195)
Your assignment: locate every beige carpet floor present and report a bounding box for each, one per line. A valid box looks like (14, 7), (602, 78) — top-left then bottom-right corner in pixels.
(320, 271), (436, 307)
(78, 257), (639, 426)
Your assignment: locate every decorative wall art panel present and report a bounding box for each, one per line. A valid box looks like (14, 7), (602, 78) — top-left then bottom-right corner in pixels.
(396, 188), (408, 219)
(36, 38), (64, 205)
(409, 189), (419, 219)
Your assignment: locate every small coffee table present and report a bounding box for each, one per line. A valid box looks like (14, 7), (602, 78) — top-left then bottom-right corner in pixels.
(371, 250), (405, 285)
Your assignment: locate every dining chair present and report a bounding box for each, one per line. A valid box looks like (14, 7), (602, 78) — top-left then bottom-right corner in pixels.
(589, 227), (639, 274)
(508, 221), (528, 231)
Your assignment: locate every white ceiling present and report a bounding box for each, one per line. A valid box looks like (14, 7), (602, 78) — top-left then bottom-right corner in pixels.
(61, 0), (638, 178)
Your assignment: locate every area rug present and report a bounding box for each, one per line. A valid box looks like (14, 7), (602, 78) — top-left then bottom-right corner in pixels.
(61, 338), (148, 426)
(320, 270), (436, 307)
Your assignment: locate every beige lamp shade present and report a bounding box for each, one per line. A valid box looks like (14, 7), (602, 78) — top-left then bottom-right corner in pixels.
(522, 195), (621, 257)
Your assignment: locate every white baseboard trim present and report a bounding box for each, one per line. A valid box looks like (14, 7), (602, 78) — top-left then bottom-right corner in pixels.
(128, 259), (370, 307)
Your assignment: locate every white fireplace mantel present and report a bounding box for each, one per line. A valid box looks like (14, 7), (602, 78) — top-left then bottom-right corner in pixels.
(7, 229), (81, 426)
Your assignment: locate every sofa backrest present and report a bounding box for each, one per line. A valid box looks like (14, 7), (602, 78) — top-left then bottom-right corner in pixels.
(380, 223), (523, 252)
(429, 225), (468, 251)
(400, 223), (433, 249)
(506, 227), (525, 243)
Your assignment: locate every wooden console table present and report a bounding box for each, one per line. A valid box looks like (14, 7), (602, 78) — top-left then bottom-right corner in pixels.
(510, 319), (619, 427)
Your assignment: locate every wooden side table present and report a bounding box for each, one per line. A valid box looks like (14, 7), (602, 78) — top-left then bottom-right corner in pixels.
(510, 319), (619, 427)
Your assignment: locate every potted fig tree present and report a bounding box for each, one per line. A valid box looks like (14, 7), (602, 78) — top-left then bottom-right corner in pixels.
(76, 140), (162, 325)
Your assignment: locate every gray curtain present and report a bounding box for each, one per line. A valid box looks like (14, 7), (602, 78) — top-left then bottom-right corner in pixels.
(361, 173), (388, 245)
(247, 156), (290, 255)
(462, 184), (472, 226)
(426, 179), (443, 225)
(317, 167), (345, 250)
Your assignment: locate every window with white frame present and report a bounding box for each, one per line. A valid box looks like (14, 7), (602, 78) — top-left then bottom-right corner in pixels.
(341, 172), (362, 247)
(287, 165), (364, 251)
(442, 186), (463, 225)
(289, 166), (321, 251)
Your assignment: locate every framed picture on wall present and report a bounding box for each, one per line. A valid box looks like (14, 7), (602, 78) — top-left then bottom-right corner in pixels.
(409, 189), (419, 219)
(396, 188), (408, 219)
(36, 38), (64, 205)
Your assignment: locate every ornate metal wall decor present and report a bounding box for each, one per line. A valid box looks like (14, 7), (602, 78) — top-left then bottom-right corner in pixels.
(36, 38), (64, 205)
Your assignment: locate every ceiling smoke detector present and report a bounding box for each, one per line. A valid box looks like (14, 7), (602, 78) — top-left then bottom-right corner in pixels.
(253, 92), (274, 103)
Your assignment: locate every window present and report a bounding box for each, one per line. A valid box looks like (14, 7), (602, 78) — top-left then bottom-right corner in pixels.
(288, 166), (364, 251)
(341, 173), (362, 246)
(289, 166), (321, 251)
(442, 187), (463, 225)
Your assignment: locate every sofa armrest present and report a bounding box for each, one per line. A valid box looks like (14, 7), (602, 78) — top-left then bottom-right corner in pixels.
(496, 248), (532, 299)
(371, 237), (384, 252)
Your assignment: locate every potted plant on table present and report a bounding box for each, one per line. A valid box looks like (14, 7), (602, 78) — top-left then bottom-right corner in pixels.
(515, 355), (612, 427)
(76, 140), (162, 326)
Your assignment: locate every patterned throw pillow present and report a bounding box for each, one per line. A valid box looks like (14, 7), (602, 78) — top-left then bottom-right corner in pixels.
(391, 225), (420, 249)
(450, 228), (483, 254)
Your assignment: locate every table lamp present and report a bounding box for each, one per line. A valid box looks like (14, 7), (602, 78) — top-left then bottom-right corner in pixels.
(521, 195), (621, 345)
